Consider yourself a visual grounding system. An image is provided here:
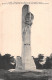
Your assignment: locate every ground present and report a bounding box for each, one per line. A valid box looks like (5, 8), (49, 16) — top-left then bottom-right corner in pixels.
(0, 69), (52, 80)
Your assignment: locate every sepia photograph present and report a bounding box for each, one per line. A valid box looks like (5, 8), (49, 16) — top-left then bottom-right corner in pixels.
(0, 0), (52, 80)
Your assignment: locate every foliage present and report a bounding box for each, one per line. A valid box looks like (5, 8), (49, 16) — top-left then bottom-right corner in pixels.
(0, 54), (16, 70)
(33, 54), (44, 69)
(43, 53), (52, 69)
(33, 53), (52, 69)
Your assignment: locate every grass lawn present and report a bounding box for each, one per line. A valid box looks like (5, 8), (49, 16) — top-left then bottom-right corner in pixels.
(0, 69), (52, 80)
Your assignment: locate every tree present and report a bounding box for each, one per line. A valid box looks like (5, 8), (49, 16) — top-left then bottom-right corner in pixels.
(44, 53), (52, 69)
(33, 54), (44, 69)
(0, 53), (16, 70)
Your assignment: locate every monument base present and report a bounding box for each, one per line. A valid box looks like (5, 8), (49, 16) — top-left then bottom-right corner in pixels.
(15, 56), (36, 71)
(24, 57), (36, 71)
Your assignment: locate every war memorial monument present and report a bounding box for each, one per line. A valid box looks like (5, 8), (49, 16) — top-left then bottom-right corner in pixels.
(15, 4), (36, 71)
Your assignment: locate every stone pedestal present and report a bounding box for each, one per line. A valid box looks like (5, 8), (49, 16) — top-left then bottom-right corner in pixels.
(15, 56), (22, 71)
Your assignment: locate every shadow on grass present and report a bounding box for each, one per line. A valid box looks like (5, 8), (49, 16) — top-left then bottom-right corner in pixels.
(0, 69), (52, 80)
(4, 71), (50, 80)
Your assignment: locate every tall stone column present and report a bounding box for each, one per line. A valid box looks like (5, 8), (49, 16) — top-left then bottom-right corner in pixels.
(22, 5), (36, 71)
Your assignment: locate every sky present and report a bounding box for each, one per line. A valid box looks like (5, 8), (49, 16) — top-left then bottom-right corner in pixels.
(0, 0), (52, 58)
